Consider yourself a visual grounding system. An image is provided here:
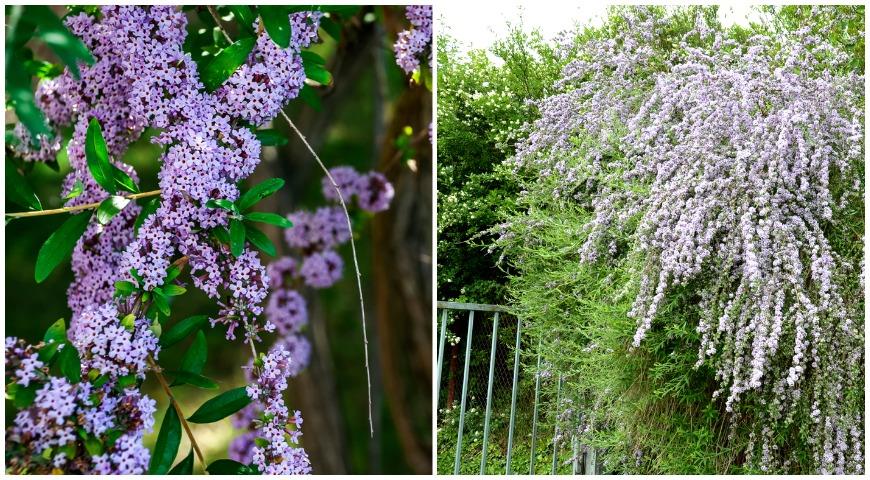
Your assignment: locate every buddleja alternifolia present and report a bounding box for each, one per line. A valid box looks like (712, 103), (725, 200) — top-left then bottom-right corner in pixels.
(4, 5), (428, 475)
(494, 6), (863, 474)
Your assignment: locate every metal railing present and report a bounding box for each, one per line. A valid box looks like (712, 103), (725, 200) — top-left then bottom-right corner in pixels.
(436, 301), (598, 475)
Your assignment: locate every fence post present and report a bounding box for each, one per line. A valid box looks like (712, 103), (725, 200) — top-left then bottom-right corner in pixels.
(551, 374), (563, 475)
(505, 319), (523, 474)
(479, 312), (500, 474)
(453, 310), (475, 475)
(529, 338), (542, 474)
(436, 309), (448, 408)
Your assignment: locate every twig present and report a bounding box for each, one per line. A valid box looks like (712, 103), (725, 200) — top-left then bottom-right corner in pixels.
(280, 110), (374, 438)
(6, 190), (161, 218)
(206, 6), (233, 44)
(148, 356), (207, 470)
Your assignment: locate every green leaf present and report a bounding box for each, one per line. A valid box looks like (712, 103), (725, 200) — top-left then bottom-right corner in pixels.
(180, 330), (207, 375)
(167, 370), (218, 390)
(229, 219), (245, 257)
(57, 343), (81, 383)
(37, 340), (61, 363)
(35, 212), (92, 283)
(259, 6), (292, 48)
(201, 37), (256, 92)
(5, 159), (42, 211)
(300, 50), (325, 66)
(84, 435), (104, 456)
(319, 16), (342, 41)
(237, 178), (285, 211)
(43, 318), (67, 344)
(212, 226), (230, 244)
(134, 197), (159, 235)
(112, 166), (139, 194)
(63, 179), (84, 201)
(118, 373), (137, 388)
(152, 290), (171, 316)
(304, 61), (332, 86)
(85, 118), (116, 194)
(206, 459), (255, 475)
(244, 224), (276, 256)
(165, 264), (182, 283)
(24, 59), (63, 80)
(168, 449), (194, 475)
(244, 212), (293, 228)
(13, 384), (38, 409)
(95, 195), (131, 225)
(149, 406), (182, 474)
(114, 280), (136, 297)
(299, 84), (322, 111)
(162, 284), (187, 297)
(6, 47), (52, 145)
(24, 6), (94, 79)
(228, 6), (256, 35)
(187, 386), (251, 423)
(254, 129), (288, 147)
(205, 198), (236, 211)
(160, 315), (209, 348)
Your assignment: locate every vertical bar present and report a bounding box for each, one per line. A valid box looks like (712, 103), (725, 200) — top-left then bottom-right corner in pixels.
(435, 309), (448, 407)
(529, 338), (542, 475)
(479, 312), (500, 474)
(572, 431), (579, 474)
(584, 447), (596, 475)
(551, 374), (563, 475)
(505, 319), (523, 474)
(453, 310), (475, 475)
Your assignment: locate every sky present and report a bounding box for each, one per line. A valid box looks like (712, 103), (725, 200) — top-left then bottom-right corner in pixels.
(437, 3), (762, 52)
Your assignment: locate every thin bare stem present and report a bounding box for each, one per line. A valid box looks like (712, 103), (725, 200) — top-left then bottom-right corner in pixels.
(207, 6), (233, 44)
(6, 190), (161, 218)
(148, 356), (207, 470)
(279, 110), (374, 438)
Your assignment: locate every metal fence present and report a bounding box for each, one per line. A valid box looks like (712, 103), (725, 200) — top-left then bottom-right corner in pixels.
(436, 302), (598, 475)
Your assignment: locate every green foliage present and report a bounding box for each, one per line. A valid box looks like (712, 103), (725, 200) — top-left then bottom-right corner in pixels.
(200, 37), (256, 92)
(34, 211), (92, 283)
(6, 159), (43, 211)
(206, 458), (258, 474)
(437, 26), (568, 305)
(187, 386), (251, 423)
(168, 449), (195, 474)
(149, 406), (182, 474)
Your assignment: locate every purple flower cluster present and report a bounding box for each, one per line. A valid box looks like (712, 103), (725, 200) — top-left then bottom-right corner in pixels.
(394, 5), (433, 74)
(8, 5), (326, 473)
(229, 346), (310, 474)
(502, 6), (864, 474)
(5, 338), (156, 474)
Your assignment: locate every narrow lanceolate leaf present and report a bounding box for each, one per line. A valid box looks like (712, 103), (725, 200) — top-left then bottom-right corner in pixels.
(112, 166), (139, 194)
(160, 315), (209, 348)
(96, 195), (131, 225)
(300, 50), (325, 66)
(244, 224), (276, 256)
(228, 6), (256, 36)
(259, 6), (292, 48)
(57, 343), (82, 383)
(303, 62), (332, 86)
(168, 449), (194, 475)
(254, 129), (288, 147)
(152, 290), (171, 316)
(64, 179), (84, 200)
(43, 318), (66, 344)
(187, 386), (251, 423)
(24, 6), (94, 79)
(229, 219), (245, 257)
(167, 370), (218, 390)
(35, 212), (92, 283)
(205, 198), (236, 211)
(201, 37), (256, 92)
(114, 280), (135, 298)
(85, 118), (116, 194)
(178, 330), (207, 376)
(206, 459), (257, 475)
(5, 159), (42, 211)
(245, 212), (293, 228)
(237, 178), (284, 211)
(149, 406), (182, 475)
(7, 50), (52, 146)
(162, 284), (187, 297)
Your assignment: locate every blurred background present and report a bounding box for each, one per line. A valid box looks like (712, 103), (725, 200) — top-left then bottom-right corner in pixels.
(5, 5), (432, 475)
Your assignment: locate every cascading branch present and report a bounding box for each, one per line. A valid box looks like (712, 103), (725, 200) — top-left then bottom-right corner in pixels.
(501, 6), (864, 474)
(3, 5), (369, 475)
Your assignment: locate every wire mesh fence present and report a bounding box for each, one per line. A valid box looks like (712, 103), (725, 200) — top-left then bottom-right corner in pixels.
(436, 302), (598, 475)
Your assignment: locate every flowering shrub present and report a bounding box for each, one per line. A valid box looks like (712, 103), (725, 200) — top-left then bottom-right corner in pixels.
(5, 5), (401, 475)
(489, 6), (864, 474)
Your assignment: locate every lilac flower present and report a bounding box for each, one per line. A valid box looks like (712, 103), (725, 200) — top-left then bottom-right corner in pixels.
(394, 5), (432, 74)
(265, 289), (308, 335)
(300, 250), (344, 288)
(354, 171), (394, 213)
